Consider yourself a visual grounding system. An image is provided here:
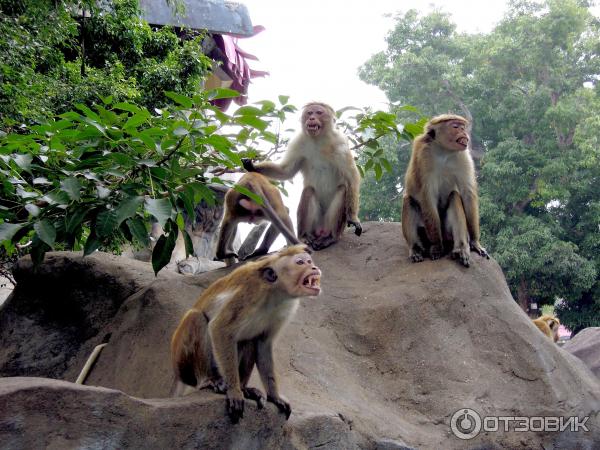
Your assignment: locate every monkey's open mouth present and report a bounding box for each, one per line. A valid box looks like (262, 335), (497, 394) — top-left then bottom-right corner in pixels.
(457, 137), (468, 147)
(302, 271), (321, 293)
(306, 124), (320, 133)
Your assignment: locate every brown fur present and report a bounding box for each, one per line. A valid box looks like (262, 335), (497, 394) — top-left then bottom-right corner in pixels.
(216, 172), (300, 265)
(402, 114), (488, 267)
(171, 244), (321, 422)
(243, 102), (362, 251)
(533, 314), (560, 343)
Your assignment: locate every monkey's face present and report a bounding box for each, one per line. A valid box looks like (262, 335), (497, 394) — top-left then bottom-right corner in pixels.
(263, 251), (322, 297)
(438, 120), (469, 152)
(302, 105), (332, 137)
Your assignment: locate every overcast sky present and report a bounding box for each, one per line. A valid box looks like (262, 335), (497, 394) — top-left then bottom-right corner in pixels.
(240, 0), (509, 110)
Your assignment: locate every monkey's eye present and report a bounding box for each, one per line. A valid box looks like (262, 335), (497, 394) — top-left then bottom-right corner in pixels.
(295, 259), (305, 265)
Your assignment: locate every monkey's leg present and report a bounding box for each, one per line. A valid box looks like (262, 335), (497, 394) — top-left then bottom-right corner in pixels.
(312, 185), (346, 250)
(238, 340), (265, 409)
(297, 187), (320, 248)
(256, 337), (291, 419)
(402, 196), (425, 262)
(215, 218), (239, 264)
(251, 223), (280, 258)
(446, 191), (470, 267)
(420, 197), (443, 260)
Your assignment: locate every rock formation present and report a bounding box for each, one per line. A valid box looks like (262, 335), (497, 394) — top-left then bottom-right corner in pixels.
(1, 222), (598, 449)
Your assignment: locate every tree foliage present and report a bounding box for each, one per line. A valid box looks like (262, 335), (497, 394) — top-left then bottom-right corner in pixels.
(359, 0), (600, 332)
(0, 0), (211, 130)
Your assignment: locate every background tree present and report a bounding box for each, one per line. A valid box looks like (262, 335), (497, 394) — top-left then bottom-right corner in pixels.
(0, 0), (211, 130)
(359, 0), (600, 332)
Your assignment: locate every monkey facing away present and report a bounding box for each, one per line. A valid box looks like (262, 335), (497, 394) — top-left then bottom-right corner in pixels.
(401, 114), (489, 267)
(533, 314), (560, 343)
(243, 102), (362, 251)
(171, 244), (321, 423)
(216, 172), (300, 265)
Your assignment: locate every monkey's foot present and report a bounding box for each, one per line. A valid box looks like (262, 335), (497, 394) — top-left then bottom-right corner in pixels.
(226, 392), (245, 423)
(311, 235), (337, 251)
(409, 247), (424, 263)
(429, 244), (443, 260)
(242, 387), (265, 409)
(470, 242), (490, 259)
(347, 220), (362, 236)
(451, 248), (470, 268)
(201, 377), (227, 395)
(267, 395), (291, 420)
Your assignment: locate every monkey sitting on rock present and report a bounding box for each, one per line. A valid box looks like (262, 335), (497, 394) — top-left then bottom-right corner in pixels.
(171, 244), (321, 423)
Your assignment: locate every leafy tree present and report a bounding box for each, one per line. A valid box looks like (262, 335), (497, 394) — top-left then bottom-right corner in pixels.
(0, 0), (211, 130)
(359, 0), (600, 332)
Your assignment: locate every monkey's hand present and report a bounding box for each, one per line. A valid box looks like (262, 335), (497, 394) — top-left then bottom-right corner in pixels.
(267, 395), (291, 420)
(347, 219), (362, 236)
(241, 158), (256, 172)
(470, 241), (490, 259)
(226, 390), (245, 423)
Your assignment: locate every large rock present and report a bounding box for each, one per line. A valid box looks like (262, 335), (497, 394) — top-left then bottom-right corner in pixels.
(1, 222), (599, 449)
(563, 327), (600, 378)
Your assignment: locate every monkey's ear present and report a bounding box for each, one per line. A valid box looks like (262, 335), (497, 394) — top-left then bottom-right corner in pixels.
(303, 245), (313, 255)
(260, 267), (278, 283)
(425, 129), (436, 142)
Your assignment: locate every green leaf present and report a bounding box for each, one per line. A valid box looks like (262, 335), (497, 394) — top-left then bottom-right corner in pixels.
(356, 164), (365, 178)
(278, 95), (290, 105)
(25, 204), (40, 217)
(151, 227), (178, 275)
(380, 158), (393, 173)
(176, 213), (185, 231)
(145, 198), (172, 227)
(173, 127), (189, 136)
(60, 177), (81, 201)
(165, 91), (193, 108)
(83, 231), (101, 256)
(235, 115), (268, 131)
(13, 154), (33, 172)
(34, 219), (56, 248)
(127, 217), (150, 246)
(183, 230), (194, 258)
(115, 196), (144, 225)
(114, 102), (142, 114)
(66, 207), (89, 233)
(208, 88), (240, 100)
(0, 222), (25, 242)
(95, 209), (118, 238)
(374, 163), (383, 181)
(233, 184), (263, 205)
(124, 113), (149, 129)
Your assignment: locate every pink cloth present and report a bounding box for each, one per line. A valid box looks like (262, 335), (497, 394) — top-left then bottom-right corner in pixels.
(211, 26), (268, 110)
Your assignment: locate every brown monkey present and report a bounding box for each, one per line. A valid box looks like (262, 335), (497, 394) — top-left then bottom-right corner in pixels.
(533, 314), (560, 343)
(216, 172), (300, 265)
(401, 114), (488, 267)
(243, 102), (362, 251)
(171, 244), (321, 423)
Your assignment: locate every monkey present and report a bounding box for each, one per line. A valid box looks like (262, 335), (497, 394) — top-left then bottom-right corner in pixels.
(170, 244), (321, 423)
(216, 172), (301, 265)
(401, 114), (489, 267)
(533, 314), (560, 343)
(242, 102), (362, 251)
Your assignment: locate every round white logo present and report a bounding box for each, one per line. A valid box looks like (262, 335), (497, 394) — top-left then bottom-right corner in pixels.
(450, 408), (482, 440)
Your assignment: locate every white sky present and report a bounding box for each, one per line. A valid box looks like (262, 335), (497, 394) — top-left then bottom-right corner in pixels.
(232, 1), (511, 249)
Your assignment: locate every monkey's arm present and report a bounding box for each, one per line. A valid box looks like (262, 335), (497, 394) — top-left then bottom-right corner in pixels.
(208, 318), (244, 422)
(243, 144), (303, 181)
(256, 336), (291, 419)
(461, 190), (489, 258)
